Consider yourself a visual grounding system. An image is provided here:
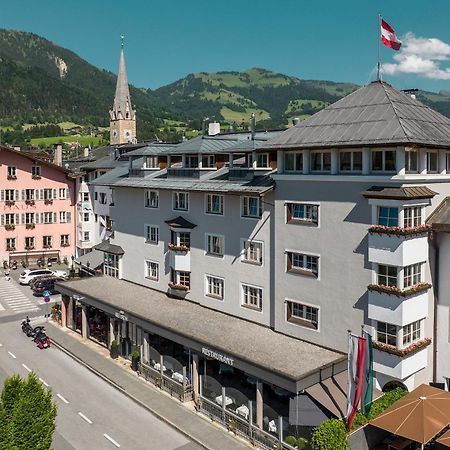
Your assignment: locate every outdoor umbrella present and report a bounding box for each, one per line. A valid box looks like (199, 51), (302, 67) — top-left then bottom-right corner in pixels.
(436, 428), (450, 448)
(370, 384), (450, 445)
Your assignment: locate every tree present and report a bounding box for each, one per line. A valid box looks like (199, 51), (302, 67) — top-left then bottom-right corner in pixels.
(0, 373), (57, 450)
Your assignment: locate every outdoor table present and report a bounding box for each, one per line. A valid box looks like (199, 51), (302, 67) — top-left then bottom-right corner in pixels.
(388, 437), (413, 450)
(215, 395), (233, 406)
(171, 372), (184, 383)
(236, 404), (250, 420)
(153, 362), (167, 372)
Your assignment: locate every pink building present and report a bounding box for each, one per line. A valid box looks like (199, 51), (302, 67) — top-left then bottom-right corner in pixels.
(0, 146), (76, 266)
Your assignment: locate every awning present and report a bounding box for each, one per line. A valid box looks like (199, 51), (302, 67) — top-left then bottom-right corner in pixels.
(94, 241), (124, 255)
(75, 249), (104, 269)
(165, 216), (197, 229)
(362, 186), (437, 200)
(427, 197), (450, 232)
(436, 428), (450, 448)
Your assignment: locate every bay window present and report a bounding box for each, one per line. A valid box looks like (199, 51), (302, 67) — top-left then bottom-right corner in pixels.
(377, 264), (397, 287)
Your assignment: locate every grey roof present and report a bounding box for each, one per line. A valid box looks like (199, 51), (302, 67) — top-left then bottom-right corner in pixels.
(79, 155), (128, 170)
(173, 135), (238, 154)
(362, 185), (437, 200)
(165, 216), (197, 229)
(427, 197), (450, 231)
(94, 241), (124, 255)
(263, 81), (450, 150)
(56, 276), (345, 386)
(125, 144), (178, 157)
(75, 249), (104, 269)
(110, 48), (135, 120)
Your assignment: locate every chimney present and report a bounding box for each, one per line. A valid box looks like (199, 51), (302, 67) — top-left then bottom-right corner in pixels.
(83, 147), (90, 157)
(208, 122), (221, 136)
(250, 113), (256, 140)
(292, 117), (300, 126)
(54, 144), (63, 166)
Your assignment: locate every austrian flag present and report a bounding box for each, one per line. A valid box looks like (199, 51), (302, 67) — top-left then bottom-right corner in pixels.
(381, 19), (402, 51)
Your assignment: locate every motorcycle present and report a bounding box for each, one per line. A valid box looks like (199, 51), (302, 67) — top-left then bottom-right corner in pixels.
(34, 330), (51, 349)
(21, 317), (34, 337)
(11, 260), (17, 270)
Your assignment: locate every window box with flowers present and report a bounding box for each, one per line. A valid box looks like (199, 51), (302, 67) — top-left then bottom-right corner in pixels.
(6, 246), (16, 252)
(61, 243), (70, 248)
(4, 224), (15, 231)
(368, 224), (431, 237)
(7, 175), (17, 180)
(5, 200), (15, 207)
(168, 282), (189, 291)
(43, 244), (52, 249)
(25, 223), (35, 230)
(168, 243), (189, 252)
(25, 200), (35, 206)
(367, 282), (431, 298)
(373, 337), (431, 357)
(32, 174), (41, 180)
(44, 199), (53, 205)
(25, 245), (35, 250)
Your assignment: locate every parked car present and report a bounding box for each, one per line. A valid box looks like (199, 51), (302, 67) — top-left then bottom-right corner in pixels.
(19, 268), (67, 285)
(31, 276), (64, 296)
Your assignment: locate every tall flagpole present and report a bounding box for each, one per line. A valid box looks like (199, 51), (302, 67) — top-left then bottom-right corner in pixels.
(377, 14), (381, 80)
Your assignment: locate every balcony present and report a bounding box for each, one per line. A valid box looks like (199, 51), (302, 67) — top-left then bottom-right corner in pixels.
(368, 231), (428, 267)
(167, 168), (200, 178)
(368, 288), (429, 326)
(168, 245), (191, 271)
(373, 339), (430, 379)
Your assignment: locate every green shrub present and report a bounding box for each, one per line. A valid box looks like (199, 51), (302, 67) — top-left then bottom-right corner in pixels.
(284, 435), (297, 447)
(311, 419), (347, 450)
(130, 351), (140, 358)
(111, 340), (119, 347)
(367, 387), (407, 419)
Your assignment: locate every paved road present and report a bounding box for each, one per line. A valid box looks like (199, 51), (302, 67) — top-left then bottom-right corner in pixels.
(0, 316), (198, 450)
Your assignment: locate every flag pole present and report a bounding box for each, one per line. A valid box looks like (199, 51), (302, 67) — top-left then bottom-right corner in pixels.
(377, 14), (381, 80)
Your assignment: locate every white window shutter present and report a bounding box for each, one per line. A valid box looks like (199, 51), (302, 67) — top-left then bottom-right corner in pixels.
(40, 213), (44, 224)
(53, 212), (57, 223)
(21, 190), (25, 201)
(15, 214), (19, 225)
(14, 190), (19, 201)
(66, 188), (70, 199)
(53, 189), (57, 199)
(67, 212), (71, 223)
(36, 213), (40, 224)
(21, 213), (25, 224)
(0, 190), (4, 202)
(0, 215), (4, 226)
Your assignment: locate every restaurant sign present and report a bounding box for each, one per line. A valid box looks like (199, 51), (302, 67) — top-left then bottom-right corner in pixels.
(201, 347), (234, 366)
(114, 310), (128, 321)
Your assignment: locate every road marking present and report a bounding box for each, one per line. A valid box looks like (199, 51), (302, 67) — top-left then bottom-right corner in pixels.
(0, 343), (3, 347)
(8, 351), (16, 359)
(78, 412), (93, 424)
(103, 434), (120, 448)
(21, 363), (31, 372)
(57, 393), (69, 404)
(39, 378), (49, 387)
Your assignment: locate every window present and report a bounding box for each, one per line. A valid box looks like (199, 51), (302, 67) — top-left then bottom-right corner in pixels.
(171, 231), (190, 249)
(310, 151), (331, 172)
(241, 196), (262, 218)
(60, 235), (69, 246)
(4, 189), (16, 202)
(104, 253), (119, 278)
(242, 284), (263, 311)
(287, 252), (319, 277)
(403, 207), (422, 228)
(7, 166), (16, 178)
(173, 192), (189, 211)
(405, 150), (418, 173)
(83, 212), (90, 222)
(99, 193), (107, 205)
(144, 190), (159, 208)
(256, 153), (269, 168)
(145, 225), (159, 244)
(144, 156), (158, 169)
(83, 231), (90, 242)
(427, 151), (438, 173)
(82, 192), (89, 202)
(286, 203), (318, 225)
(403, 263), (422, 288)
(286, 301), (319, 329)
(242, 241), (263, 265)
(24, 213), (35, 225)
(339, 151), (362, 172)
(377, 264), (397, 287)
(376, 322), (397, 346)
(171, 270), (190, 288)
(402, 320), (421, 346)
(6, 237), (16, 251)
(59, 188), (68, 199)
(43, 189), (54, 201)
(371, 150), (396, 172)
(31, 166), (41, 177)
(186, 155), (198, 168)
(4, 214), (17, 225)
(206, 194), (224, 215)
(25, 236), (35, 249)
(206, 234), (224, 256)
(94, 192), (98, 201)
(43, 236), (52, 248)
(25, 189), (34, 201)
(284, 152), (303, 172)
(145, 261), (159, 281)
(59, 211), (71, 223)
(202, 155), (215, 168)
(377, 207), (399, 227)
(206, 275), (224, 299)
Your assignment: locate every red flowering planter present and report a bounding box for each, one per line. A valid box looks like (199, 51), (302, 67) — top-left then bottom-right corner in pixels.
(367, 282), (431, 298)
(168, 243), (189, 252)
(373, 337), (431, 357)
(368, 224), (431, 236)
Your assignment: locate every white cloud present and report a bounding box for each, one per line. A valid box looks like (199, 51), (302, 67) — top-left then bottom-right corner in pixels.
(381, 32), (450, 80)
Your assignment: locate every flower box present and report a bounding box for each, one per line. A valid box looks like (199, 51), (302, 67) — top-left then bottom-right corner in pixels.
(61, 243), (70, 248)
(25, 200), (35, 206)
(44, 199), (53, 205)
(6, 247), (16, 252)
(4, 224), (15, 231)
(7, 175), (17, 180)
(5, 200), (15, 207)
(368, 224), (431, 236)
(373, 337), (431, 357)
(168, 243), (189, 252)
(25, 246), (35, 250)
(25, 223), (35, 230)
(367, 282), (431, 298)
(32, 175), (41, 180)
(168, 282), (189, 291)
(43, 245), (52, 249)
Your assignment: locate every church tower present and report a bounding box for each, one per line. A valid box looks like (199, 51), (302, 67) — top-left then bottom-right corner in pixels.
(109, 38), (136, 145)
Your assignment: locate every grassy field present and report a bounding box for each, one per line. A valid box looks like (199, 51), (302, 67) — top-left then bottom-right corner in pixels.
(286, 99), (330, 114)
(220, 106), (270, 123)
(30, 135), (104, 147)
(202, 90), (256, 108)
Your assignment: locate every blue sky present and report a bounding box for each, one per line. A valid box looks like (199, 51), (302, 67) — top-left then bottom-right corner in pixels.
(1, 0), (449, 92)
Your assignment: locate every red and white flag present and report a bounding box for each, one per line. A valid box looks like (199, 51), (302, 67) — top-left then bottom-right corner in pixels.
(381, 19), (402, 51)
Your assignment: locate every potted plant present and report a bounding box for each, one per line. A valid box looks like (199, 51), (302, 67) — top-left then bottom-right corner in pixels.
(130, 350), (140, 371)
(110, 340), (120, 359)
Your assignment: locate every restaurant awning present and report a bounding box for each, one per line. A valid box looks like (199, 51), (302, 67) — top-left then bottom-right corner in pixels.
(436, 428), (450, 448)
(370, 384), (450, 444)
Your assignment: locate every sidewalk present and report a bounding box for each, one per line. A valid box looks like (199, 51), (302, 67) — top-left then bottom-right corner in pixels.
(47, 322), (249, 450)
